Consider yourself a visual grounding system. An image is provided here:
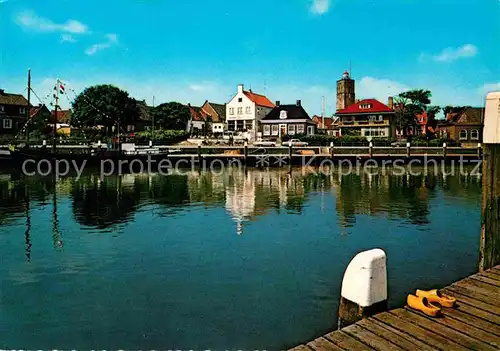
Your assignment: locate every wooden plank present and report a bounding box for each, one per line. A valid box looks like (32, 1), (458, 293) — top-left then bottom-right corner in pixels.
(453, 279), (500, 300)
(342, 324), (405, 351)
(441, 287), (500, 316)
(307, 337), (345, 351)
(477, 271), (500, 282)
(470, 275), (500, 287)
(445, 284), (500, 308)
(374, 311), (463, 350)
(453, 301), (500, 325)
(391, 309), (487, 350)
(490, 267), (500, 275)
(324, 330), (376, 351)
(358, 318), (436, 351)
(289, 345), (315, 351)
(443, 307), (500, 337)
(403, 307), (500, 349)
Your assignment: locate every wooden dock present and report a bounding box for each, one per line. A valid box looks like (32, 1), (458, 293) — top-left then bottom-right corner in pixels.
(289, 265), (500, 351)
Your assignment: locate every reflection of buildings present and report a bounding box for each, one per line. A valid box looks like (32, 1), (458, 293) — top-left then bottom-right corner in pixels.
(225, 171), (256, 235)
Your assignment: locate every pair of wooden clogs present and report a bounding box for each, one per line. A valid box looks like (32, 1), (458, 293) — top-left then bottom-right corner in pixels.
(406, 289), (457, 317)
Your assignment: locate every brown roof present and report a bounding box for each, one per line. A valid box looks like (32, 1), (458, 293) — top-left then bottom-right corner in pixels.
(312, 115), (338, 129)
(209, 102), (226, 121)
(455, 107), (483, 125)
(51, 109), (72, 123)
(0, 90), (29, 106)
(188, 105), (209, 122)
(30, 105), (50, 119)
(243, 90), (275, 108)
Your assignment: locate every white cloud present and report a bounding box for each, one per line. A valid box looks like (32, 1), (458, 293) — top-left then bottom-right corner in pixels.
(357, 77), (410, 102)
(310, 0), (331, 15)
(85, 33), (118, 55)
(431, 44), (478, 62)
(61, 34), (76, 43)
(16, 11), (88, 34)
(481, 82), (500, 94)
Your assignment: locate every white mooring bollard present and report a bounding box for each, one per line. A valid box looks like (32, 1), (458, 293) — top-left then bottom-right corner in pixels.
(338, 248), (388, 329)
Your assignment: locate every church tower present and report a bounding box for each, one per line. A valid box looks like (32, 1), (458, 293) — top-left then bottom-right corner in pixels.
(336, 71), (355, 111)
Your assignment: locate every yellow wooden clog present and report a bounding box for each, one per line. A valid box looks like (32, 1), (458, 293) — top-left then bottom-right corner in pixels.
(407, 294), (441, 317)
(416, 289), (456, 308)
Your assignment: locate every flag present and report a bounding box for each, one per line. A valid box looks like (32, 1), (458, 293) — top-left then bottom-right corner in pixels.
(59, 84), (65, 95)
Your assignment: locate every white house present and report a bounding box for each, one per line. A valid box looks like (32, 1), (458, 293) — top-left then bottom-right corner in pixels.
(226, 84), (275, 141)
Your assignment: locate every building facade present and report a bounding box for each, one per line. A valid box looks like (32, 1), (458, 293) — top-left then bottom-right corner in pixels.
(226, 84), (274, 140)
(312, 115), (340, 136)
(437, 107), (484, 146)
(0, 89), (29, 135)
(201, 101), (226, 135)
(336, 98), (396, 138)
(260, 100), (316, 139)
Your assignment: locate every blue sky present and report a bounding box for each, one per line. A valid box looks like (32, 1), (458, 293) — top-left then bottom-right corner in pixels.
(1, 0), (499, 115)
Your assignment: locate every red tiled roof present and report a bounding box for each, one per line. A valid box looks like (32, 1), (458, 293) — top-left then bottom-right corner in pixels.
(336, 99), (393, 114)
(243, 90), (275, 108)
(188, 105), (209, 121)
(51, 109), (72, 123)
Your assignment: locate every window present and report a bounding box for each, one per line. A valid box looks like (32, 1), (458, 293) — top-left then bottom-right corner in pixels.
(297, 124), (305, 134)
(127, 125), (135, 132)
(272, 125), (279, 136)
(0, 105), (4, 112)
(245, 106), (251, 114)
(238, 98), (243, 103)
(228, 120), (235, 131)
(471, 129), (479, 140)
(307, 126), (315, 135)
(236, 120), (244, 130)
(237, 107), (243, 115)
(263, 125), (271, 136)
(288, 124), (296, 135)
(229, 107), (235, 115)
(19, 107), (26, 115)
(280, 111), (287, 119)
(362, 127), (388, 137)
(360, 103), (372, 109)
(3, 118), (12, 129)
(459, 130), (468, 140)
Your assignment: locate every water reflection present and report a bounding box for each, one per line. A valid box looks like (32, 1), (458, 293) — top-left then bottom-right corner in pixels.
(0, 167), (482, 247)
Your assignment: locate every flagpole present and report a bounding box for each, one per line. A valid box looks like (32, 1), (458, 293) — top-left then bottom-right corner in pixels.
(53, 79), (59, 153)
(26, 69), (31, 143)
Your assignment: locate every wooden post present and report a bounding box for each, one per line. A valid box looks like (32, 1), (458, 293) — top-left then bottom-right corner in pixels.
(478, 143), (482, 159)
(244, 144), (248, 165)
(406, 142), (411, 158)
(443, 142), (447, 159)
(369, 141), (373, 158)
(330, 142), (334, 159)
(289, 145), (293, 165)
(479, 92), (500, 272)
(197, 145), (202, 165)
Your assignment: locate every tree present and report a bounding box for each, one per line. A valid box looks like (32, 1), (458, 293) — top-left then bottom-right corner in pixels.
(71, 84), (139, 134)
(152, 102), (190, 130)
(394, 89), (437, 136)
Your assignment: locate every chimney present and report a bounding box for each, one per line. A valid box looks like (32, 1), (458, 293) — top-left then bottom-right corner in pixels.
(237, 84), (244, 94)
(388, 96), (394, 110)
(296, 100), (301, 107)
(276, 101), (280, 107)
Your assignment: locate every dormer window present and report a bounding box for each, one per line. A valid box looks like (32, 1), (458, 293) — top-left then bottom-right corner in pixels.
(20, 107), (26, 115)
(280, 110), (288, 119)
(360, 103), (372, 109)
(238, 98), (243, 103)
(0, 105), (4, 112)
